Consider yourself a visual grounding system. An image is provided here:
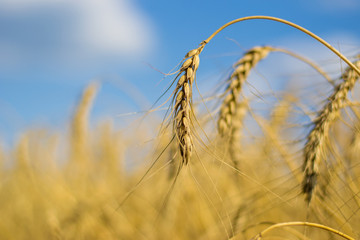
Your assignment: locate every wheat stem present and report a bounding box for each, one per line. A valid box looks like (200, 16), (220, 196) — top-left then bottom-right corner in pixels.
(247, 221), (355, 240)
(202, 16), (360, 76)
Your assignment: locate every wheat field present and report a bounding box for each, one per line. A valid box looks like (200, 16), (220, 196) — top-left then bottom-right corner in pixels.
(1, 16), (360, 239)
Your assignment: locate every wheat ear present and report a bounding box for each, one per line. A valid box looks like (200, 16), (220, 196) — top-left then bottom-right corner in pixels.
(217, 46), (272, 166)
(218, 46), (272, 136)
(70, 82), (98, 166)
(173, 45), (204, 165)
(303, 60), (360, 202)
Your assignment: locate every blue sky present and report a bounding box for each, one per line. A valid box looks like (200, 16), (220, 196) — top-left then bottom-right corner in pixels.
(1, 0), (360, 144)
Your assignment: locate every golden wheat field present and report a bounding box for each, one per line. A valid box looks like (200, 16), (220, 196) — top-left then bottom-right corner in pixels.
(1, 16), (360, 239)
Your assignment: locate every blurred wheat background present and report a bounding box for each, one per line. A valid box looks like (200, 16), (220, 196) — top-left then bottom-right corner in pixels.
(1, 43), (360, 239)
(1, 1), (360, 240)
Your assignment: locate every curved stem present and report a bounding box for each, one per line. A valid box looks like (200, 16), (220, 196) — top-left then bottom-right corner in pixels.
(202, 16), (360, 76)
(248, 221), (355, 240)
(271, 47), (333, 85)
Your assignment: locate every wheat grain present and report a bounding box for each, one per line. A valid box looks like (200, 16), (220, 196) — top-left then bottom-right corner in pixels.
(303, 60), (360, 202)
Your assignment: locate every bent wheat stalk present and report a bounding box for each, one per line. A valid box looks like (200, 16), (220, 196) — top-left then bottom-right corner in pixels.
(203, 16), (360, 75)
(171, 15), (360, 166)
(303, 60), (360, 202)
(248, 221), (355, 240)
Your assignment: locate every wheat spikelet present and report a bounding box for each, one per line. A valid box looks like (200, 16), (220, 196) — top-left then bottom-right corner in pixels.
(173, 45), (204, 165)
(218, 46), (272, 136)
(303, 60), (360, 202)
(217, 46), (272, 166)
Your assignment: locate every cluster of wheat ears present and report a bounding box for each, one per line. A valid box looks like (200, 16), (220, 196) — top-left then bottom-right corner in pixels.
(1, 16), (360, 239)
(167, 16), (359, 239)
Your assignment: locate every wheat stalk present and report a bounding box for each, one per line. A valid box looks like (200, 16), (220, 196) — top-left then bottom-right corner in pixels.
(173, 45), (204, 165)
(203, 16), (360, 77)
(248, 221), (355, 240)
(303, 60), (360, 202)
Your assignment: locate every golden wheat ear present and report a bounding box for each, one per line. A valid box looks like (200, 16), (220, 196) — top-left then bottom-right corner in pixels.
(217, 45), (327, 167)
(217, 46), (272, 166)
(302, 60), (360, 203)
(69, 82), (99, 172)
(218, 45), (332, 137)
(218, 46), (272, 136)
(173, 45), (203, 165)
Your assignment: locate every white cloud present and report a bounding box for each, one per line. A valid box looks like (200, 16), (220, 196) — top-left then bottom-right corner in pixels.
(0, 0), (155, 67)
(74, 0), (153, 56)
